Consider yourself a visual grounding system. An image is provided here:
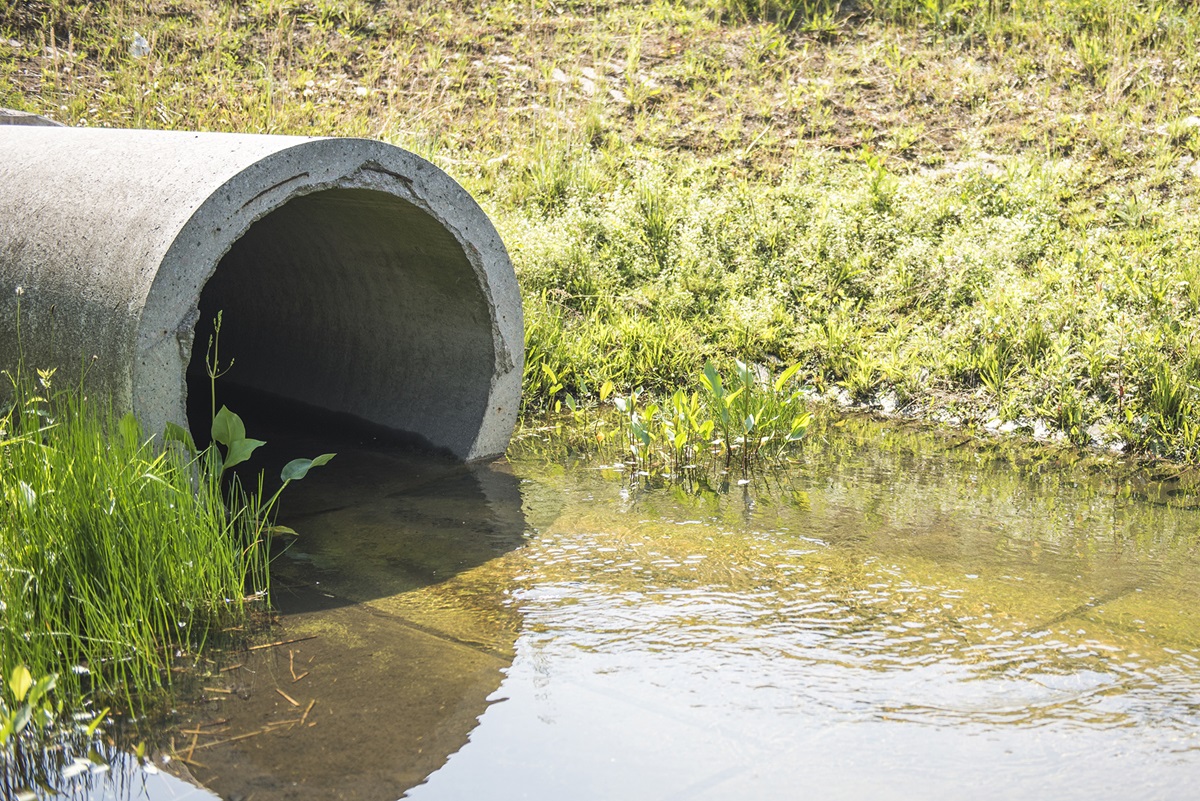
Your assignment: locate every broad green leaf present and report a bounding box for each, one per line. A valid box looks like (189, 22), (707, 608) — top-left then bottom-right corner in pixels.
(163, 421), (196, 455)
(773, 362), (804, 393)
(743, 413), (756, 433)
(26, 673), (56, 707)
(632, 421), (651, 446)
(599, 380), (614, 402)
(541, 362), (559, 383)
(280, 452), (336, 482)
(85, 708), (109, 738)
(211, 406), (246, 447)
(10, 704), (32, 737)
(265, 525), (300, 538)
(701, 363), (723, 397)
(9, 665), (32, 702)
(222, 437), (266, 472)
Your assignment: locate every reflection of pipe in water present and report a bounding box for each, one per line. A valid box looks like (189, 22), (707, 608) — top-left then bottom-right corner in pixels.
(167, 432), (528, 801)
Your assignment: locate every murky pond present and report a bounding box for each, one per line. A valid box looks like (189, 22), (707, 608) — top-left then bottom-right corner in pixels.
(44, 414), (1200, 800)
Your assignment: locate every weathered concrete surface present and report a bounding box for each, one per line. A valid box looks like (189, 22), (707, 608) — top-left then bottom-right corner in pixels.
(0, 107), (64, 126)
(0, 127), (522, 461)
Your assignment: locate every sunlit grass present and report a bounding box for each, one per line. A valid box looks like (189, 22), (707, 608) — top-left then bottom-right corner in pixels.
(0, 366), (271, 710)
(5, 0), (1200, 458)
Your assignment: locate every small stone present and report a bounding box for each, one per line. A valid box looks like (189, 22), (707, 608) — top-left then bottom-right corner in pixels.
(129, 32), (150, 58)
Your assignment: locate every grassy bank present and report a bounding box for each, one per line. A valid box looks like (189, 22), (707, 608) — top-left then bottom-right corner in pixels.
(0, 366), (272, 709)
(4, 0), (1200, 458)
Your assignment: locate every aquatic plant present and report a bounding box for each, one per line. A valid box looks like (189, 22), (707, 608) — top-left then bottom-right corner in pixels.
(0, 366), (260, 706)
(606, 359), (811, 479)
(1, 665), (109, 800)
(0, 326), (332, 710)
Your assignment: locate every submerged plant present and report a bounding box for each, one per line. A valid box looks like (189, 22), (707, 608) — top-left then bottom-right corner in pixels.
(1, 665), (109, 800)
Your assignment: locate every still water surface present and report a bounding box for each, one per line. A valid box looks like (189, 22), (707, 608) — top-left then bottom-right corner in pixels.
(55, 416), (1200, 799)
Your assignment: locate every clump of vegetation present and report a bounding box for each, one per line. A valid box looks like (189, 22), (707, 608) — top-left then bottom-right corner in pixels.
(0, 305), (332, 711)
(5, 0), (1200, 460)
(0, 364), (271, 708)
(528, 359), (812, 482)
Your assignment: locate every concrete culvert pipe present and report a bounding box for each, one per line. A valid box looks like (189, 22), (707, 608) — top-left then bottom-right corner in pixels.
(0, 126), (523, 461)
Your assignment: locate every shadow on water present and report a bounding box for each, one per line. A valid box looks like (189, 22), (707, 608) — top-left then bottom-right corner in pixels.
(162, 386), (531, 801)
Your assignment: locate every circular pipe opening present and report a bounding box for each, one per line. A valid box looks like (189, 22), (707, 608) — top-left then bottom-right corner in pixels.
(0, 129), (521, 460)
(186, 187), (495, 457)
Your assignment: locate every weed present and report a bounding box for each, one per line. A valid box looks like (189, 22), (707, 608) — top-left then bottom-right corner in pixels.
(0, 312), (332, 712)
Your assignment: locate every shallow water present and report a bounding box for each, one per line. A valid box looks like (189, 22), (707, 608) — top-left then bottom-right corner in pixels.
(410, 422), (1200, 800)
(47, 414), (1200, 800)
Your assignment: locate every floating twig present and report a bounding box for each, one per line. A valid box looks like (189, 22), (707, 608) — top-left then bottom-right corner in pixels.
(266, 718), (303, 728)
(177, 726), (228, 736)
(246, 635), (317, 651)
(276, 688), (300, 707)
(300, 699), (316, 726)
(192, 728), (269, 750)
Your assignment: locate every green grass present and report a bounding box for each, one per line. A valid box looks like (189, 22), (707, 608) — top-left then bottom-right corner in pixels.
(5, 0), (1200, 459)
(0, 365), (271, 710)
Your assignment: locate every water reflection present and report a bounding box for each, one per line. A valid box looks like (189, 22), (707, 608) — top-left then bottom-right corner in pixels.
(168, 426), (529, 801)
(51, 412), (1200, 800)
(36, 755), (219, 801)
(408, 418), (1200, 800)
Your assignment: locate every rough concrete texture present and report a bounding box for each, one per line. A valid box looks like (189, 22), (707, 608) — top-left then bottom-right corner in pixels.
(0, 107), (64, 126)
(0, 127), (523, 461)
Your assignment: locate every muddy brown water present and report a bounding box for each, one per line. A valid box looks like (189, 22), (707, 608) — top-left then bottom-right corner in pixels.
(42, 413), (1200, 800)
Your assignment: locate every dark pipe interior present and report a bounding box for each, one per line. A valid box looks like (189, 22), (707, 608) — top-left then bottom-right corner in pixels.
(186, 187), (494, 455)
